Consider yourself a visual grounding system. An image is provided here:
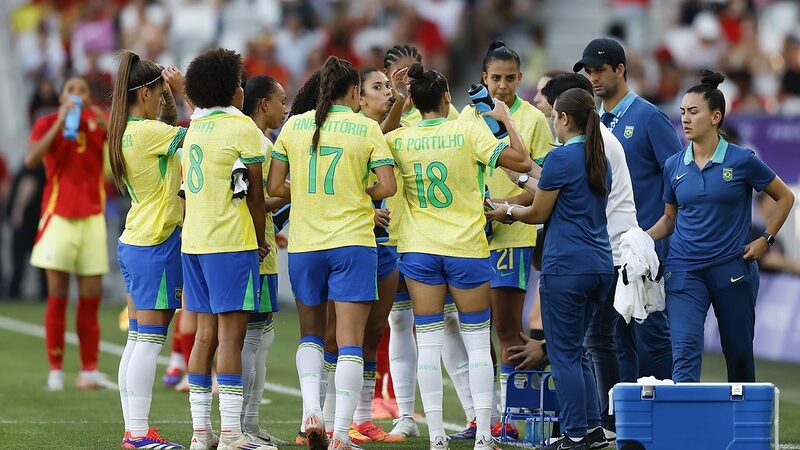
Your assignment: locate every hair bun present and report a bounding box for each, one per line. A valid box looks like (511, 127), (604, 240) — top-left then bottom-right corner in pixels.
(700, 69), (724, 89)
(488, 40), (506, 51)
(407, 63), (425, 80)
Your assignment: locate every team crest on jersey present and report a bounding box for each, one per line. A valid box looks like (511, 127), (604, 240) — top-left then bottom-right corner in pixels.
(723, 168), (733, 182)
(623, 125), (634, 139)
(175, 288), (183, 300)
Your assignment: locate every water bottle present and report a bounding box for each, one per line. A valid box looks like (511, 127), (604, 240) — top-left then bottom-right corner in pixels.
(468, 84), (507, 139)
(483, 185), (494, 242)
(373, 199), (389, 243)
(63, 95), (83, 140)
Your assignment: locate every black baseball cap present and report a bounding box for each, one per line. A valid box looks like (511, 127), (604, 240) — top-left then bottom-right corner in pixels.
(573, 38), (626, 73)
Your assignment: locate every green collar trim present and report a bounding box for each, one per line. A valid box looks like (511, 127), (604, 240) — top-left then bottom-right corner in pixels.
(683, 137), (729, 166)
(330, 105), (353, 113)
(508, 95), (522, 115)
(417, 117), (448, 127)
(563, 134), (587, 146)
(127, 116), (145, 121)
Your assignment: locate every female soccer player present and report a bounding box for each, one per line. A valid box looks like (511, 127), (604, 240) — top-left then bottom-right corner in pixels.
(647, 70), (794, 383)
(385, 63), (532, 450)
(267, 56), (396, 450)
(240, 75), (290, 446)
(181, 48), (271, 450)
(492, 88), (614, 450)
(109, 50), (186, 449)
(27, 75), (113, 392)
(459, 41), (552, 437)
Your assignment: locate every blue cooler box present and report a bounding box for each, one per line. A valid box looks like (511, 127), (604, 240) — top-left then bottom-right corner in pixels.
(611, 383), (779, 450)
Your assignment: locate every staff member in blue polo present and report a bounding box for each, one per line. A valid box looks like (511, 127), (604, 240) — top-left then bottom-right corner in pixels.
(491, 87), (614, 450)
(574, 38), (679, 382)
(647, 70), (795, 383)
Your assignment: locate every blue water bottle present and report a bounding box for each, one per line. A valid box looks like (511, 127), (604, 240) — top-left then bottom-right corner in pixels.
(468, 84), (507, 139)
(63, 95), (83, 140)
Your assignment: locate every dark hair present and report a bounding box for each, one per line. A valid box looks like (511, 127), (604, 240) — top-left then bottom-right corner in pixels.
(108, 50), (162, 193)
(312, 56), (359, 151)
(242, 75), (280, 116)
(290, 71), (321, 117)
(185, 48), (243, 108)
(542, 73), (594, 106)
(554, 88), (607, 196)
(482, 40), (521, 72)
(407, 63), (449, 114)
(383, 44), (422, 70)
(359, 67), (381, 95)
(544, 69), (568, 79)
(686, 69), (726, 128)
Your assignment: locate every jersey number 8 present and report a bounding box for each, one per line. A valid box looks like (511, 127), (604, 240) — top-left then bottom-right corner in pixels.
(187, 144), (204, 193)
(413, 161), (453, 208)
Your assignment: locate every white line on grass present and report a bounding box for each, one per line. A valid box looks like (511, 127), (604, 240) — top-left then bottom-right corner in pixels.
(0, 314), (463, 432)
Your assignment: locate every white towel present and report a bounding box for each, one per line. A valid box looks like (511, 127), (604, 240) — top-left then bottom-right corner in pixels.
(614, 228), (666, 324)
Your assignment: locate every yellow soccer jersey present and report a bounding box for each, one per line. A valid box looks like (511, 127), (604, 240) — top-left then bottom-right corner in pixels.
(181, 110), (265, 254)
(387, 117), (508, 258)
(260, 136), (278, 275)
(400, 104), (460, 128)
(459, 96), (552, 249)
(119, 117), (186, 246)
(273, 106), (395, 253)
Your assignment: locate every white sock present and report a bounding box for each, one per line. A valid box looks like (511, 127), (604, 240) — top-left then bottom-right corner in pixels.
(188, 374), (213, 434)
(354, 361), (377, 424)
(459, 309), (494, 442)
(388, 306), (416, 418)
(168, 351), (185, 371)
(415, 313), (445, 441)
(333, 346), (364, 441)
(499, 363), (515, 419)
(297, 336), (324, 418)
(322, 352), (337, 431)
(119, 319), (137, 432)
(442, 310), (475, 422)
(127, 324), (167, 437)
(244, 320), (274, 432)
(241, 322), (263, 426)
(218, 374), (245, 439)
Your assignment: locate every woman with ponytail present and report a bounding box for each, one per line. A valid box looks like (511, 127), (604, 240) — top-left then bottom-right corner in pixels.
(458, 42), (554, 434)
(267, 55), (396, 450)
(647, 70), (794, 384)
(110, 49), (186, 449)
(492, 88), (613, 450)
(384, 63), (531, 450)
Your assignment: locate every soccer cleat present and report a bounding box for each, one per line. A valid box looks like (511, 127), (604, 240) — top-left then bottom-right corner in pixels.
(162, 367), (183, 387)
(189, 431), (219, 450)
(347, 425), (371, 444)
(122, 427), (184, 449)
(304, 415), (328, 450)
(388, 416), (420, 438)
(76, 370), (119, 390)
(371, 398), (393, 420)
(430, 436), (449, 450)
(327, 436), (351, 450)
(491, 422), (518, 440)
(587, 427), (609, 449)
(295, 431), (307, 446)
(448, 420), (476, 440)
(122, 431), (131, 448)
(46, 370), (64, 392)
(602, 429), (616, 443)
(218, 433), (276, 450)
(542, 434), (589, 450)
(175, 374), (190, 393)
(474, 437), (501, 450)
(250, 429), (289, 446)
(354, 421), (405, 443)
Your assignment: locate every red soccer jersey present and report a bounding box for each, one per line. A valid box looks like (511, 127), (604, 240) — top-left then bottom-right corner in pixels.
(29, 109), (107, 219)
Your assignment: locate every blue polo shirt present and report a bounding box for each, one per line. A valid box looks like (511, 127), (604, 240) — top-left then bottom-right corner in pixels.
(538, 135), (613, 276)
(662, 137), (776, 272)
(600, 91), (683, 261)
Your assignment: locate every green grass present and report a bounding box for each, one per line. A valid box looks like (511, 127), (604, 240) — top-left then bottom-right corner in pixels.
(0, 301), (797, 449)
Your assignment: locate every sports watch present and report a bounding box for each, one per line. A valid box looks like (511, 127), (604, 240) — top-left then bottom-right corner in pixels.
(761, 232), (775, 246)
(517, 173), (530, 188)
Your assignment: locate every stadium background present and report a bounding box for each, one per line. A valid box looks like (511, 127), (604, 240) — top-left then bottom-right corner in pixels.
(0, 0), (799, 448)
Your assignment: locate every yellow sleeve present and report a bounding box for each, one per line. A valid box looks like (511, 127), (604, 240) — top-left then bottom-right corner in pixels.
(529, 113), (553, 165)
(147, 121), (186, 157)
(272, 121), (291, 164)
(238, 122), (266, 164)
(447, 104), (461, 120)
(367, 122), (394, 169)
(466, 121), (507, 168)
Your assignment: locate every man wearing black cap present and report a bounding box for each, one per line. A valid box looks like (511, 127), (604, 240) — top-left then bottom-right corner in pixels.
(574, 38), (680, 386)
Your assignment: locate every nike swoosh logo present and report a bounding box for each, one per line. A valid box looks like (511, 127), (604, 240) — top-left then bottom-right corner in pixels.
(731, 276), (744, 283)
(676, 173), (687, 180)
(500, 272), (514, 277)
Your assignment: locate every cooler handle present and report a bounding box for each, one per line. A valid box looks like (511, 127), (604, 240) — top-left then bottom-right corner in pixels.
(641, 385), (654, 400)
